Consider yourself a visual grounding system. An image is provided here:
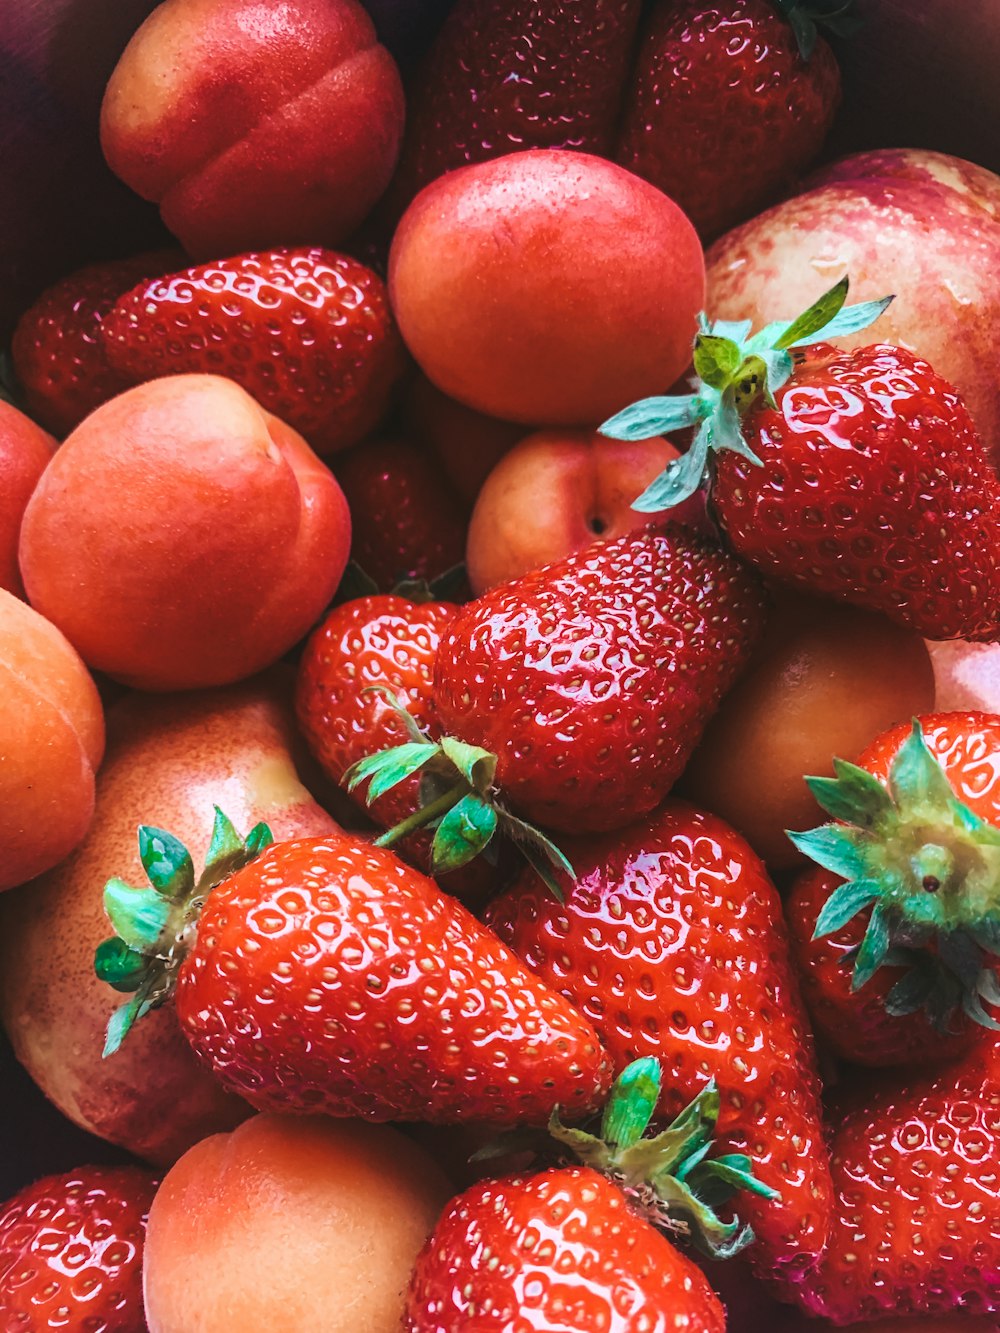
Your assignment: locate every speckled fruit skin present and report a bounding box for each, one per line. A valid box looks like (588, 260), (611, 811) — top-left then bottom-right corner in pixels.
(0, 1165), (156, 1332)
(787, 712), (1000, 1069)
(144, 1114), (452, 1333)
(19, 375), (351, 690)
(434, 526), (766, 834)
(387, 0), (642, 212)
(487, 802), (832, 1276)
(0, 675), (336, 1164)
(709, 343), (1000, 641)
(707, 149), (1000, 463)
(0, 591), (104, 893)
(100, 0), (405, 259)
(404, 1165), (724, 1333)
(0, 403), (55, 599)
(388, 150), (706, 426)
(617, 0), (840, 240)
(174, 833), (612, 1124)
(795, 1049), (1000, 1323)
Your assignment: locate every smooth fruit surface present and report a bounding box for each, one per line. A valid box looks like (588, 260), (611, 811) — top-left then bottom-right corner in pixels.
(144, 1114), (452, 1333)
(389, 150), (706, 425)
(0, 402), (55, 599)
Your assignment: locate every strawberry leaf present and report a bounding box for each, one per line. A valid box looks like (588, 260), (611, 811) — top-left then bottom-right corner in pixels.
(94, 937), (148, 993)
(692, 335), (742, 390)
(600, 1057), (661, 1151)
(431, 795), (498, 873)
(806, 757), (895, 827)
(852, 904), (892, 989)
(137, 825), (195, 900)
(600, 394), (706, 442)
(632, 421), (712, 513)
(438, 737), (497, 795)
(786, 823), (869, 880)
(772, 276), (849, 348)
(812, 878), (881, 938)
(103, 879), (172, 954)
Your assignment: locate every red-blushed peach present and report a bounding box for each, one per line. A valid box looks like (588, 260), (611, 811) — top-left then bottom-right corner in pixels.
(100, 0), (405, 259)
(466, 430), (707, 594)
(0, 401), (55, 598)
(19, 375), (350, 691)
(389, 150), (706, 426)
(680, 595), (935, 870)
(706, 149), (1000, 462)
(143, 1113), (453, 1333)
(0, 674), (339, 1165)
(0, 591), (104, 892)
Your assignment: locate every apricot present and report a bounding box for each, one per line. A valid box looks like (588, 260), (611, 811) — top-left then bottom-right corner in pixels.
(143, 1114), (452, 1333)
(466, 430), (704, 594)
(389, 150), (705, 426)
(0, 674), (338, 1164)
(680, 596), (935, 869)
(0, 402), (55, 598)
(19, 375), (350, 691)
(101, 0), (405, 258)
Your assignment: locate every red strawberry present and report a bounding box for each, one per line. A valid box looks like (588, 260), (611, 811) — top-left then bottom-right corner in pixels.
(795, 1048), (1000, 1322)
(786, 713), (1000, 1069)
(101, 247), (407, 455)
(387, 0), (644, 215)
(333, 439), (468, 590)
(0, 1164), (157, 1331)
(617, 0), (845, 240)
(602, 277), (1000, 641)
(405, 1165), (725, 1332)
(487, 801), (833, 1275)
(96, 815), (612, 1126)
(10, 250), (179, 436)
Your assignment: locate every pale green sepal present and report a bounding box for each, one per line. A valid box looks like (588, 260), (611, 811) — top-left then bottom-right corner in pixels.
(438, 737), (497, 795)
(204, 806), (242, 871)
(103, 994), (144, 1057)
(103, 879), (172, 954)
(94, 937), (147, 993)
(693, 335), (742, 390)
(813, 878), (881, 939)
(708, 318), (753, 343)
(244, 822), (274, 859)
(431, 796), (498, 873)
(600, 1057), (661, 1150)
(759, 349), (795, 405)
(711, 393), (760, 464)
(800, 294), (895, 347)
(599, 394), (705, 442)
(366, 743), (440, 803)
(806, 757), (895, 827)
(499, 808), (575, 903)
(137, 826), (194, 900)
(852, 905), (892, 989)
(699, 1155), (781, 1202)
(772, 276), (849, 348)
(632, 420), (712, 513)
(786, 823), (869, 881)
(888, 721), (956, 812)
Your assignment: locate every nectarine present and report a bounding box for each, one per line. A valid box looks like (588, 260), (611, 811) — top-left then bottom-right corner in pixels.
(0, 401), (54, 598)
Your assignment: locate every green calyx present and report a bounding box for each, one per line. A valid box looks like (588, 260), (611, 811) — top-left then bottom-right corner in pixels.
(344, 687), (574, 898)
(772, 0), (862, 61)
(599, 276), (893, 514)
(789, 720), (1000, 1032)
(96, 808), (273, 1057)
(550, 1058), (778, 1261)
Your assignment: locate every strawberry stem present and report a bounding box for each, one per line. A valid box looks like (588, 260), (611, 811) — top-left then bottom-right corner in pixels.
(373, 783), (467, 847)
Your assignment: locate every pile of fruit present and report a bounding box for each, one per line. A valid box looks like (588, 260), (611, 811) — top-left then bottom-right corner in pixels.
(3, 1), (1000, 1329)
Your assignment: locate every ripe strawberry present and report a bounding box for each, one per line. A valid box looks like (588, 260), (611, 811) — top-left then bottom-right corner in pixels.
(10, 250), (179, 436)
(387, 0), (644, 214)
(617, 0), (846, 240)
(0, 1164), (157, 1331)
(795, 1048), (1000, 1322)
(96, 813), (612, 1125)
(101, 247), (407, 455)
(333, 439), (468, 590)
(405, 1165), (725, 1332)
(602, 277), (1000, 641)
(487, 801), (833, 1275)
(786, 713), (1000, 1069)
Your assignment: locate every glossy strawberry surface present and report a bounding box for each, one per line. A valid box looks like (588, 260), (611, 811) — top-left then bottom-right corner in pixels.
(174, 833), (612, 1124)
(0, 1165), (156, 1332)
(710, 343), (1000, 640)
(404, 1164), (724, 1333)
(787, 712), (1000, 1068)
(433, 525), (766, 833)
(617, 0), (840, 240)
(487, 801), (833, 1274)
(102, 247), (406, 454)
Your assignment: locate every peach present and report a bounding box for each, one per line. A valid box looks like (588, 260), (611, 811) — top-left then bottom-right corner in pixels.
(680, 595), (936, 869)
(143, 1114), (452, 1333)
(19, 375), (350, 691)
(706, 149), (1000, 461)
(0, 401), (55, 598)
(0, 591), (104, 891)
(466, 430), (705, 594)
(0, 673), (338, 1164)
(389, 150), (706, 426)
(100, 0), (405, 258)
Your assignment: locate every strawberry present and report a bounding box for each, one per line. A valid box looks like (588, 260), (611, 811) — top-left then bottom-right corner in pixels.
(616, 0), (846, 240)
(486, 800), (833, 1275)
(786, 713), (1000, 1069)
(101, 247), (407, 455)
(10, 250), (179, 436)
(95, 813), (612, 1126)
(0, 1164), (157, 1331)
(386, 0), (644, 215)
(349, 526), (765, 888)
(795, 1047), (1000, 1322)
(602, 277), (1000, 641)
(333, 439), (468, 590)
